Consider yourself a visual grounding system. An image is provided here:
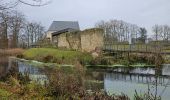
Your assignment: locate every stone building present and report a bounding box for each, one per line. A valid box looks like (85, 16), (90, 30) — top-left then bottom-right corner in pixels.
(47, 21), (104, 52)
(46, 21), (80, 40)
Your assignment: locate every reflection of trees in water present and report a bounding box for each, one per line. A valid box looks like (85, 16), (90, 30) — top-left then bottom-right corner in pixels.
(85, 70), (104, 90)
(105, 70), (170, 99)
(18, 63), (44, 75)
(0, 57), (18, 78)
(0, 57), (9, 78)
(146, 68), (170, 100)
(85, 70), (104, 81)
(162, 65), (170, 75)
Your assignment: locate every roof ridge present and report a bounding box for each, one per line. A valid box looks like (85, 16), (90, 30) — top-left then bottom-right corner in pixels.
(53, 21), (78, 22)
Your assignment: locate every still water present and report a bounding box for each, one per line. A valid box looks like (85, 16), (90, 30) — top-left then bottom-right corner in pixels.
(1, 57), (170, 100)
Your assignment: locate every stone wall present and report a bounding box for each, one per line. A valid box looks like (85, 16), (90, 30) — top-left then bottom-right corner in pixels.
(46, 31), (55, 40)
(65, 31), (81, 50)
(57, 33), (70, 48)
(81, 28), (104, 52)
(53, 28), (104, 52)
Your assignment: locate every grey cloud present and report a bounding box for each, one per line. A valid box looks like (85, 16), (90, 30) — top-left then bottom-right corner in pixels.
(17, 0), (170, 35)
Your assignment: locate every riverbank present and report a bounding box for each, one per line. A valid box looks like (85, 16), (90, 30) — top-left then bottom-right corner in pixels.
(0, 58), (130, 99)
(13, 57), (74, 68)
(0, 48), (24, 56)
(18, 48), (165, 68)
(0, 57), (163, 99)
(86, 64), (156, 69)
(20, 48), (93, 65)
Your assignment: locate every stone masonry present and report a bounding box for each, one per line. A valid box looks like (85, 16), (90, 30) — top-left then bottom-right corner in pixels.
(52, 28), (104, 52)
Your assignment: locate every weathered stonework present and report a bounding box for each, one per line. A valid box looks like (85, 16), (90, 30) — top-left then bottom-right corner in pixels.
(80, 28), (104, 52)
(57, 33), (70, 48)
(52, 28), (104, 52)
(66, 31), (81, 50)
(46, 31), (55, 40)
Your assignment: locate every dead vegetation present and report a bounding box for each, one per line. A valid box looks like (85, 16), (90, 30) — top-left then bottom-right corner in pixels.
(0, 48), (24, 56)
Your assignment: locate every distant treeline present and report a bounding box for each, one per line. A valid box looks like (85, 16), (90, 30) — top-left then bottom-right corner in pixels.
(0, 10), (46, 49)
(95, 20), (170, 44)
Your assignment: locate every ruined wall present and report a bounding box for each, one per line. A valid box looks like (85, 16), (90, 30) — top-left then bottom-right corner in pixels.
(57, 33), (70, 48)
(80, 28), (104, 52)
(65, 31), (81, 50)
(46, 31), (55, 40)
(52, 36), (58, 43)
(54, 28), (104, 52)
(57, 31), (81, 50)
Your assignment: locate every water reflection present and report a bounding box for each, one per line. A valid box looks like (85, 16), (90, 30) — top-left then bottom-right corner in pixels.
(0, 57), (11, 78)
(18, 61), (48, 84)
(85, 71), (104, 90)
(162, 64), (170, 76)
(0, 57), (48, 83)
(87, 66), (170, 100)
(104, 72), (170, 100)
(1, 57), (170, 100)
(130, 68), (155, 74)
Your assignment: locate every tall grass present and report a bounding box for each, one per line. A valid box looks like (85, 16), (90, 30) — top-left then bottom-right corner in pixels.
(0, 48), (24, 56)
(134, 90), (161, 100)
(45, 62), (130, 100)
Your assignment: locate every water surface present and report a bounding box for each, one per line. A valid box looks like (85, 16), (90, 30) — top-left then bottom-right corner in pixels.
(1, 57), (170, 100)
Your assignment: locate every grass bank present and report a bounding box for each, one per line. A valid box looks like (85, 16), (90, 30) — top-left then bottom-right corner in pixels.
(20, 48), (93, 65)
(0, 48), (24, 56)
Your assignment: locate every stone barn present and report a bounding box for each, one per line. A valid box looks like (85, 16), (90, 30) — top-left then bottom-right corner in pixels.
(46, 21), (80, 40)
(46, 21), (104, 52)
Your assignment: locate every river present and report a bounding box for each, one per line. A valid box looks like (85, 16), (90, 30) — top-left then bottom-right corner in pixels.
(0, 57), (170, 100)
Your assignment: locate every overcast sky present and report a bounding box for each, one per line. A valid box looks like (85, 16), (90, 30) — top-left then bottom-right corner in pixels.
(17, 0), (170, 35)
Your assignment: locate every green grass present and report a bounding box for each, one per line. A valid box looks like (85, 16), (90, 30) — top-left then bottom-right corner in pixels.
(0, 89), (12, 97)
(22, 48), (93, 64)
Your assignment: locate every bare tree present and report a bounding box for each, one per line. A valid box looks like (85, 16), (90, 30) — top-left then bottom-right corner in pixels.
(152, 25), (170, 43)
(160, 25), (170, 42)
(0, 0), (51, 10)
(152, 25), (162, 41)
(9, 11), (25, 48)
(95, 19), (141, 44)
(23, 22), (45, 47)
(0, 11), (10, 48)
(0, 0), (48, 48)
(18, 0), (51, 6)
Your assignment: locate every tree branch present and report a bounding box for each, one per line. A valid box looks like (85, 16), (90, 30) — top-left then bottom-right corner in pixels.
(18, 0), (51, 6)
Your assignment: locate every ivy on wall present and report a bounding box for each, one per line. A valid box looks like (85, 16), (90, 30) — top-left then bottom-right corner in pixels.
(66, 31), (81, 50)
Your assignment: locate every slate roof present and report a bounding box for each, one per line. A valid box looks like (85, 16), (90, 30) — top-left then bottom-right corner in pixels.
(52, 28), (77, 36)
(48, 21), (80, 32)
